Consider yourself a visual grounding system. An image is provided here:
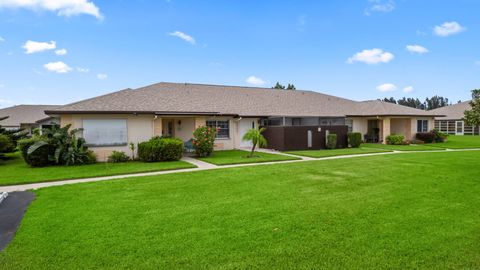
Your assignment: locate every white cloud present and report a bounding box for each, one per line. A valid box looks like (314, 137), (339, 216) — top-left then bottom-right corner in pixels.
(55, 48), (67, 55)
(0, 99), (15, 108)
(0, 0), (102, 19)
(97, 73), (107, 80)
(168, 31), (196, 45)
(77, 67), (90, 73)
(376, 83), (397, 92)
(347, 48), (394, 64)
(474, 61), (480, 66)
(406, 44), (428, 54)
(0, 36), (5, 42)
(246, 76), (266, 86)
(44, 61), (72, 73)
(403, 86), (414, 93)
(0, 84), (4, 88)
(433, 21), (465, 37)
(22, 40), (56, 54)
(365, 0), (395, 15)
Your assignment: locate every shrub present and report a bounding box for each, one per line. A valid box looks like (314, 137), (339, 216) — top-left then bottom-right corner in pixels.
(416, 132), (435, 143)
(0, 134), (13, 154)
(107, 151), (130, 163)
(386, 134), (405, 145)
(17, 137), (52, 167)
(326, 134), (337, 149)
(86, 150), (97, 164)
(193, 126), (217, 157)
(432, 129), (448, 143)
(138, 137), (184, 162)
(18, 125), (93, 167)
(347, 132), (362, 148)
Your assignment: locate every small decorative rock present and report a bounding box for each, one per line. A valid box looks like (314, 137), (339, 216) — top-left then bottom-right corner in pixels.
(0, 192), (8, 205)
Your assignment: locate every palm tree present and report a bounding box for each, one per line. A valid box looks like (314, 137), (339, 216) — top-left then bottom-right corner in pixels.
(242, 127), (267, 158)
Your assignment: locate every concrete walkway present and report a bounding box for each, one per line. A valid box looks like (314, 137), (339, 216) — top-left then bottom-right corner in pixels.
(1, 148), (479, 193)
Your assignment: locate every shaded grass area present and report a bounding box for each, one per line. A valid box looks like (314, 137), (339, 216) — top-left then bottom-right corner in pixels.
(285, 147), (392, 158)
(197, 149), (299, 165)
(363, 143), (443, 151)
(2, 151), (480, 269)
(426, 135), (480, 149)
(0, 152), (196, 186)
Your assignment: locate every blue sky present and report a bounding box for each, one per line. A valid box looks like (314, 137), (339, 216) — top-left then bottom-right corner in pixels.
(0, 0), (478, 108)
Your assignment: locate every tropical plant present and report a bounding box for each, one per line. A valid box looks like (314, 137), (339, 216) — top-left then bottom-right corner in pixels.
(242, 127), (267, 158)
(129, 142), (135, 160)
(193, 126), (217, 157)
(20, 124), (94, 167)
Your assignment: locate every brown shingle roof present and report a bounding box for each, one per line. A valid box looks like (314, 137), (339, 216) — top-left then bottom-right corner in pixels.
(47, 82), (441, 118)
(0, 105), (59, 127)
(430, 101), (471, 120)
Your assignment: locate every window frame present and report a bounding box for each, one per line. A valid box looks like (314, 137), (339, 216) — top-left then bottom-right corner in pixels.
(417, 119), (429, 133)
(82, 119), (128, 147)
(206, 120), (230, 139)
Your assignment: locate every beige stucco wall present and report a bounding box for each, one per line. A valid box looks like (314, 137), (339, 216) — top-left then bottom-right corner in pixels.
(350, 118), (368, 135)
(350, 116), (435, 142)
(58, 114), (242, 160)
(61, 114), (155, 161)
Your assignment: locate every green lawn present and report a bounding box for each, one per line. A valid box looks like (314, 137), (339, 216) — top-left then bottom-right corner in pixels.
(0, 152), (196, 186)
(285, 147), (392, 158)
(2, 151), (480, 269)
(363, 143), (442, 151)
(426, 135), (480, 149)
(197, 149), (299, 165)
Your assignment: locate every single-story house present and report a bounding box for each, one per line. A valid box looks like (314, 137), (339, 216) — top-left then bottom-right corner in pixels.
(0, 105), (60, 134)
(432, 101), (479, 135)
(45, 82), (442, 160)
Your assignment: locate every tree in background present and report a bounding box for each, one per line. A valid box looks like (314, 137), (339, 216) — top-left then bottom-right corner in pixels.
(382, 97), (397, 104)
(272, 82), (296, 90)
(464, 89), (480, 127)
(426, 95), (449, 110)
(380, 96), (450, 110)
(242, 127), (267, 158)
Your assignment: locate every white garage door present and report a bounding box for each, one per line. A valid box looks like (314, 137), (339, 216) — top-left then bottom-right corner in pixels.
(239, 119), (258, 148)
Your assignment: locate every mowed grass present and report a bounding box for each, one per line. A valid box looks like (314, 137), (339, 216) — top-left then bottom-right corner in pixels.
(363, 143), (442, 151)
(427, 135), (480, 149)
(2, 151), (480, 269)
(285, 147), (392, 158)
(0, 152), (196, 186)
(197, 149), (299, 165)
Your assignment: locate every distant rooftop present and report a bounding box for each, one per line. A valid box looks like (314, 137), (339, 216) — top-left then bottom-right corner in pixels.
(0, 105), (59, 127)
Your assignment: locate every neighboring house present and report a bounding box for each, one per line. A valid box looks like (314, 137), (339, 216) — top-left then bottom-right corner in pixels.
(0, 105), (60, 134)
(432, 101), (479, 135)
(45, 82), (441, 160)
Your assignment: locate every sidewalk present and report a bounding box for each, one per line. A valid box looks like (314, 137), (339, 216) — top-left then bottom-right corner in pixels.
(1, 148), (478, 192)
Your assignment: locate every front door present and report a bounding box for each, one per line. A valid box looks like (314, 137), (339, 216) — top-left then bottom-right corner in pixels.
(239, 119), (257, 148)
(455, 121), (464, 135)
(163, 119), (175, 137)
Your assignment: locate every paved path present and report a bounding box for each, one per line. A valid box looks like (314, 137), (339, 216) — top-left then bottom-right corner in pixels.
(1, 148), (479, 193)
(0, 191), (35, 251)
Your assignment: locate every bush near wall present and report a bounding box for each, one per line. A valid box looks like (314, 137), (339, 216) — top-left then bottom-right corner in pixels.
(432, 129), (448, 143)
(138, 137), (184, 162)
(326, 134), (337, 149)
(347, 132), (362, 148)
(193, 126), (217, 157)
(386, 134), (405, 145)
(107, 151), (130, 163)
(416, 132), (435, 143)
